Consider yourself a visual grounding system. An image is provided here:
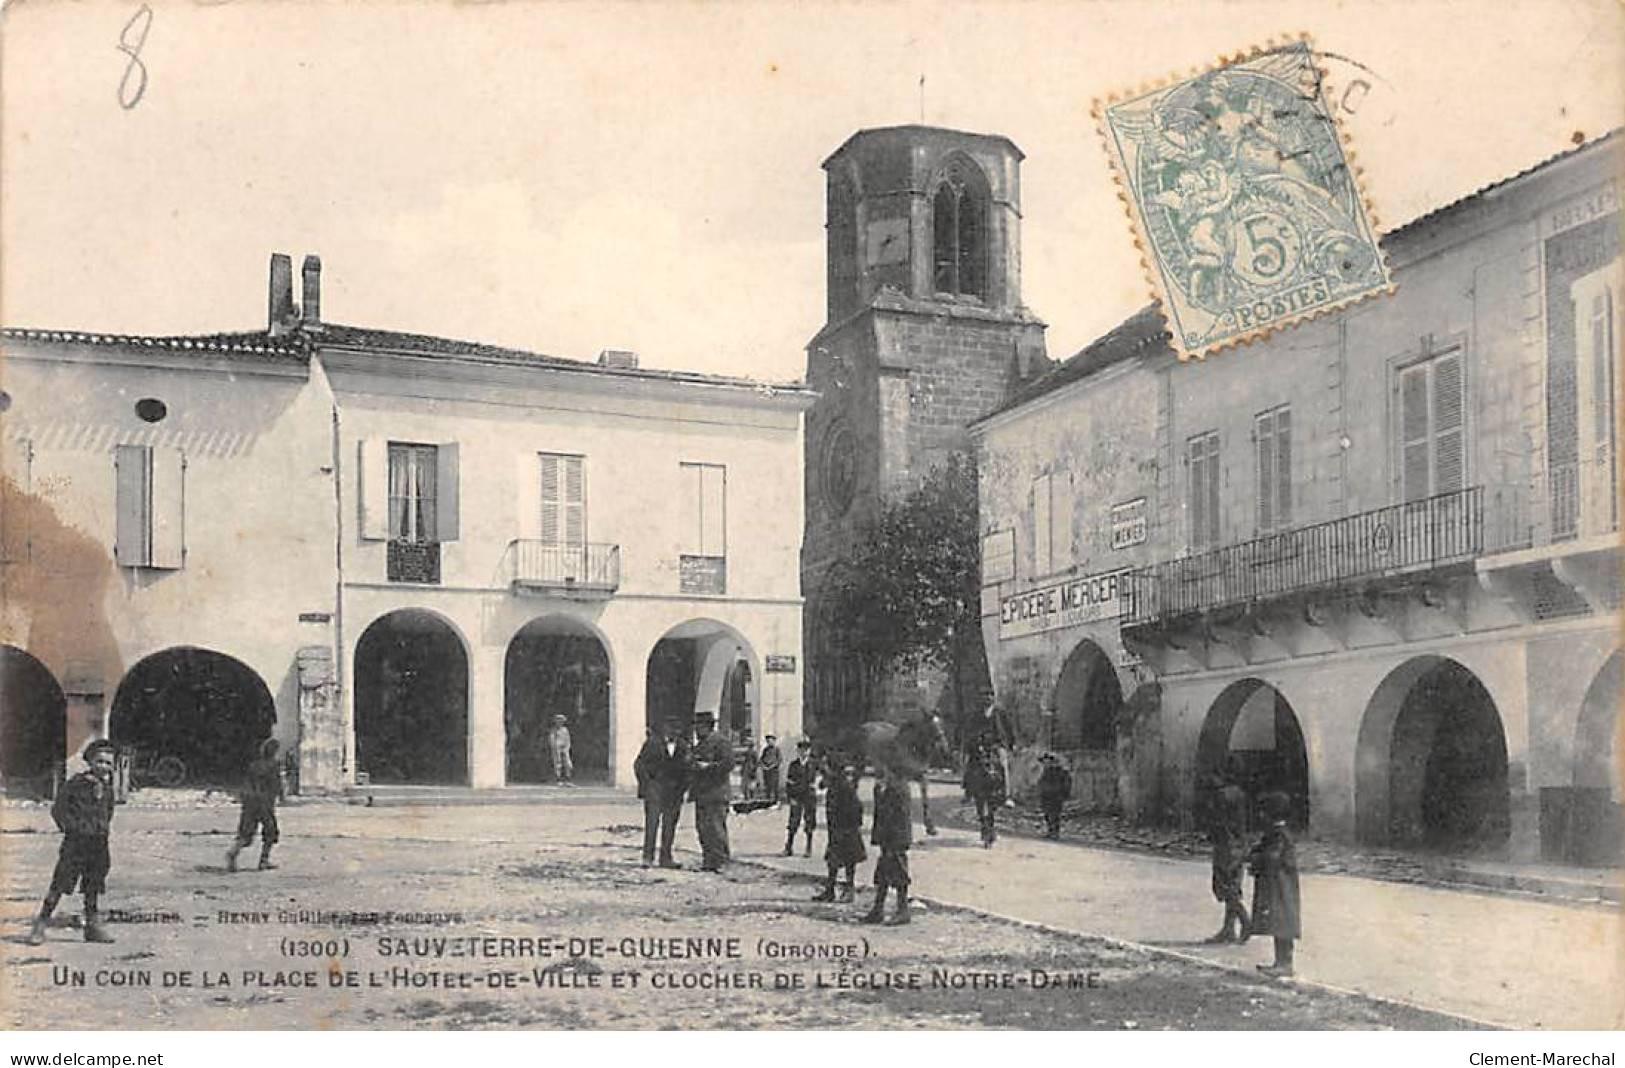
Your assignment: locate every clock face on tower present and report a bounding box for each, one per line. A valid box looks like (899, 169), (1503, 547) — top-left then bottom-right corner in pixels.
(821, 419), (858, 516)
(864, 217), (909, 268)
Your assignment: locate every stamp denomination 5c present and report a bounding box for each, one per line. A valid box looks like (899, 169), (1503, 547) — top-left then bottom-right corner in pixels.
(1097, 39), (1392, 359)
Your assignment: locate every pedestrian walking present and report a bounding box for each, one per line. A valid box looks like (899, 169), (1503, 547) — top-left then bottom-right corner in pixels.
(227, 738), (284, 873)
(1247, 791), (1301, 977)
(738, 732), (759, 801)
(782, 739), (817, 856)
(965, 745), (1006, 848)
(812, 761), (865, 902)
(758, 734), (782, 805)
(28, 739), (118, 945)
(634, 718), (689, 869)
(688, 711), (732, 872)
(548, 714), (574, 786)
(862, 764), (913, 925)
(1036, 752), (1072, 839)
(1203, 776), (1251, 944)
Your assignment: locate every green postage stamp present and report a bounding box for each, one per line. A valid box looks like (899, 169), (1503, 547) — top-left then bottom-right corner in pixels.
(1097, 39), (1391, 359)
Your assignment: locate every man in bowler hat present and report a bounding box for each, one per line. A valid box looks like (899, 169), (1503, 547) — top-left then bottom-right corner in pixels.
(687, 711), (732, 872)
(634, 718), (689, 868)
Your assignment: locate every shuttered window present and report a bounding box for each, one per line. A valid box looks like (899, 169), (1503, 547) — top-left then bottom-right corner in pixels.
(1187, 431), (1220, 550)
(1397, 348), (1465, 502)
(1255, 406), (1292, 532)
(1028, 470), (1073, 577)
(114, 444), (184, 569)
(679, 462), (726, 556)
(1030, 472), (1052, 577)
(539, 453), (586, 545)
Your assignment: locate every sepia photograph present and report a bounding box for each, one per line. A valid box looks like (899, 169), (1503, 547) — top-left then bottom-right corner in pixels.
(0, 0), (1621, 1049)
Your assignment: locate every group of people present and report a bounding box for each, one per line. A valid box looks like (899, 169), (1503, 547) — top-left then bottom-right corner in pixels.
(1205, 778), (1302, 977)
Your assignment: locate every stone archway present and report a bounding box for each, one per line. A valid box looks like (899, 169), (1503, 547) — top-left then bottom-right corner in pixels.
(1051, 639), (1123, 751)
(505, 616), (611, 784)
(645, 620), (759, 739)
(110, 647), (276, 787)
(1567, 650), (1623, 865)
(1195, 678), (1310, 831)
(0, 645), (67, 796)
(1357, 656), (1509, 852)
(354, 610), (468, 785)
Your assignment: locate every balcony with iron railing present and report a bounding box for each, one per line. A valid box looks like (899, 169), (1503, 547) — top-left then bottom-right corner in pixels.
(503, 540), (620, 597)
(1123, 486), (1483, 628)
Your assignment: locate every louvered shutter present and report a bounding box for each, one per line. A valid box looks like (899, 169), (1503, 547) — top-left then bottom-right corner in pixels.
(1188, 437), (1207, 550)
(1032, 472), (1052, 575)
(563, 456), (585, 546)
(435, 443), (459, 542)
(1275, 409), (1292, 528)
(1400, 365), (1430, 502)
(1050, 471), (1073, 570)
(358, 437), (388, 540)
(1256, 414), (1275, 532)
(1204, 434), (1221, 547)
(516, 453), (541, 540)
(1431, 352), (1464, 494)
(149, 446), (185, 569)
(540, 454), (562, 543)
(114, 444), (149, 566)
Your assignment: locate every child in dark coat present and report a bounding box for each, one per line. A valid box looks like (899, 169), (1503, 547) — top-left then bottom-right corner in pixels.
(1036, 753), (1072, 839)
(28, 739), (119, 945)
(1204, 780), (1251, 943)
(228, 738), (284, 872)
(1247, 791), (1301, 976)
(863, 764), (914, 926)
(812, 762), (865, 903)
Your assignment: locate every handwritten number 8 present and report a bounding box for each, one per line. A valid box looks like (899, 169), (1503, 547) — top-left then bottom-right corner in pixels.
(117, 6), (153, 111)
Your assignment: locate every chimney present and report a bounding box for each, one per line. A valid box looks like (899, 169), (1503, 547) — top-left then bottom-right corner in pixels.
(301, 255), (323, 329)
(268, 253), (295, 335)
(597, 349), (639, 370)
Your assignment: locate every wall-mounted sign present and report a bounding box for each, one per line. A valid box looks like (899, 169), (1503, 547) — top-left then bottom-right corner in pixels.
(1110, 498), (1147, 550)
(298, 612), (333, 624)
(981, 529), (1015, 585)
(999, 568), (1129, 640)
(765, 654), (797, 674)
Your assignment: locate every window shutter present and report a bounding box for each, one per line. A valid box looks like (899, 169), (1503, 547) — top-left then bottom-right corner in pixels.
(564, 455), (585, 546)
(540, 454), (561, 543)
(1050, 471), (1073, 570)
(516, 453), (541, 540)
(1399, 365), (1430, 501)
(1032, 473), (1052, 575)
(149, 446), (185, 569)
(1275, 409), (1292, 528)
(1256, 414), (1275, 532)
(700, 465), (725, 555)
(1205, 434), (1221, 547)
(679, 464), (700, 555)
(114, 444), (150, 566)
(1188, 437), (1207, 551)
(435, 443), (459, 542)
(1431, 353), (1464, 494)
(358, 437), (388, 540)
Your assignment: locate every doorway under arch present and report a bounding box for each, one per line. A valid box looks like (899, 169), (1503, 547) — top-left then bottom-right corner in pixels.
(645, 620), (758, 739)
(0, 646), (67, 796)
(1195, 678), (1310, 831)
(505, 616), (611, 784)
(110, 647), (276, 787)
(1051, 639), (1123, 751)
(354, 610), (468, 785)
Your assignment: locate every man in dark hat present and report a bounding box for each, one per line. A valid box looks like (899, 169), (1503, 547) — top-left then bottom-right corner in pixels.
(1036, 752), (1073, 840)
(781, 739), (817, 856)
(687, 711), (732, 872)
(28, 739), (119, 945)
(758, 734), (782, 806)
(634, 718), (689, 868)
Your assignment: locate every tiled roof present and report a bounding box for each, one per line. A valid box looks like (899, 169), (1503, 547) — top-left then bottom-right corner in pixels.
(316, 322), (812, 394)
(0, 326), (308, 361)
(979, 303), (1170, 423)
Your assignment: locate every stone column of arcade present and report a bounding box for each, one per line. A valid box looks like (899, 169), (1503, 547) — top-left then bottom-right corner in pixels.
(469, 643), (507, 788)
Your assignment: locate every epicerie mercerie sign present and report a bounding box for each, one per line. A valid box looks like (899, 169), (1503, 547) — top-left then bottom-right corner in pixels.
(999, 568), (1130, 640)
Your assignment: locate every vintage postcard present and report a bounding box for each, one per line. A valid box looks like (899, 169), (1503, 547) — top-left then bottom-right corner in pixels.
(0, 0), (1621, 1050)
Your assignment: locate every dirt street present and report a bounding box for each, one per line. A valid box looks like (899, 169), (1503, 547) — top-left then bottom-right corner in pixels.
(1, 800), (1470, 1030)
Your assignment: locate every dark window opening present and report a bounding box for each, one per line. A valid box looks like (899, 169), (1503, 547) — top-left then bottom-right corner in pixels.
(931, 178), (989, 299)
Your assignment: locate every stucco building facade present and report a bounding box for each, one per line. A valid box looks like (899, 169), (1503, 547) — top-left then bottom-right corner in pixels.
(974, 134), (1622, 864)
(1, 255), (812, 795)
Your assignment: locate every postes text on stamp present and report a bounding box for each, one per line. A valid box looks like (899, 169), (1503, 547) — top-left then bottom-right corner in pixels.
(1097, 39), (1391, 359)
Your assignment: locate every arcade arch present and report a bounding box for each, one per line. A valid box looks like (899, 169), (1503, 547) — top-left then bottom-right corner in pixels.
(1195, 678), (1310, 830)
(354, 609), (468, 785)
(110, 647), (276, 787)
(0, 646), (67, 796)
(505, 616), (611, 784)
(645, 619), (759, 739)
(1050, 639), (1123, 751)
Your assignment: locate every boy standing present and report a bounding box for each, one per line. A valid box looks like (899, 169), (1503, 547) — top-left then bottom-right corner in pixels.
(1036, 753), (1072, 839)
(863, 764), (913, 925)
(228, 738), (284, 872)
(1203, 777), (1251, 944)
(28, 739), (118, 945)
(813, 761), (864, 902)
(1247, 791), (1301, 976)
(549, 714), (574, 786)
(782, 740), (817, 856)
(758, 734), (782, 805)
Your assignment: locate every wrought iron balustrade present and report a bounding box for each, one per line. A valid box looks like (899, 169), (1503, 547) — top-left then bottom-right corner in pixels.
(506, 540), (620, 594)
(1123, 486), (1483, 626)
